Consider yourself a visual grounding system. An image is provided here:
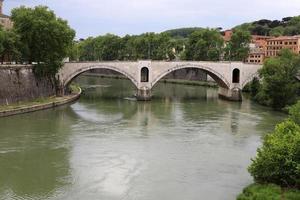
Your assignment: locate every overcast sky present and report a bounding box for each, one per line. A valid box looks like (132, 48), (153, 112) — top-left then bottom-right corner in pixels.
(4, 0), (300, 38)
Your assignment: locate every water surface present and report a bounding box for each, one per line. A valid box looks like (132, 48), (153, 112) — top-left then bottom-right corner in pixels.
(0, 76), (285, 200)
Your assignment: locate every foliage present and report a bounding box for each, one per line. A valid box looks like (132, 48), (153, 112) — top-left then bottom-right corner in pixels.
(244, 77), (261, 97)
(248, 119), (300, 188)
(234, 16), (300, 36)
(0, 27), (20, 63)
(184, 28), (224, 61)
(75, 32), (179, 61)
(289, 101), (300, 125)
(249, 77), (261, 98)
(11, 6), (75, 75)
(237, 184), (300, 200)
(224, 29), (251, 61)
(164, 27), (204, 39)
(253, 49), (300, 110)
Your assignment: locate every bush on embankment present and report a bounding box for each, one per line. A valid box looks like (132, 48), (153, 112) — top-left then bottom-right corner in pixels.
(248, 49), (300, 110)
(237, 101), (300, 200)
(237, 184), (300, 200)
(248, 101), (300, 189)
(237, 101), (300, 199)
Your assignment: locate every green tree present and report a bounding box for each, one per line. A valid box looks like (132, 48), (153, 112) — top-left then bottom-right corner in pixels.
(289, 101), (300, 125)
(185, 28), (224, 61)
(78, 37), (97, 61)
(284, 16), (300, 35)
(68, 41), (80, 62)
(248, 120), (300, 188)
(254, 49), (300, 109)
(0, 28), (20, 63)
(93, 34), (121, 61)
(225, 29), (251, 61)
(11, 6), (75, 75)
(270, 26), (284, 37)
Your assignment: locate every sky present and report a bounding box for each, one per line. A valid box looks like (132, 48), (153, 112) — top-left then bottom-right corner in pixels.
(4, 0), (300, 39)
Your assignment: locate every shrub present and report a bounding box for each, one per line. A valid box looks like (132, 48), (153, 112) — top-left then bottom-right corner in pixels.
(289, 101), (300, 125)
(248, 120), (300, 188)
(237, 184), (300, 200)
(254, 49), (300, 110)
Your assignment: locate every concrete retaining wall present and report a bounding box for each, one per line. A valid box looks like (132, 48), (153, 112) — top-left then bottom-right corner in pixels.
(0, 65), (56, 105)
(0, 88), (81, 118)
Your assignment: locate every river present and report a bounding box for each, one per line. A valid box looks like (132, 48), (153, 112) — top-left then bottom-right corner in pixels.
(0, 76), (285, 200)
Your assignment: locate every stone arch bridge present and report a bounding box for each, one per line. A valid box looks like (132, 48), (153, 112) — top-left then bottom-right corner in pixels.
(57, 61), (262, 101)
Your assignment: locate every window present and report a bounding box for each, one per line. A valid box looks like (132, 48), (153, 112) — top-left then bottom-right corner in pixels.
(141, 67), (149, 82)
(232, 68), (240, 83)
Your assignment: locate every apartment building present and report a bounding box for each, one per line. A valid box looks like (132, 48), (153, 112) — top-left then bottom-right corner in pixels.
(0, 0), (13, 30)
(265, 36), (300, 57)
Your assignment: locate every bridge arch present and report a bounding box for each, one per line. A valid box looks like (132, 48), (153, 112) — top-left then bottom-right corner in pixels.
(151, 64), (231, 89)
(241, 72), (260, 89)
(61, 64), (139, 88)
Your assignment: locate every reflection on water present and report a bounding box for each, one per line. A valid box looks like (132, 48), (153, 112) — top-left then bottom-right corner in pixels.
(0, 76), (286, 200)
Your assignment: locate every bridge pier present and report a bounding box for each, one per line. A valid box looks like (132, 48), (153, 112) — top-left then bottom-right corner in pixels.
(136, 87), (152, 101)
(56, 84), (65, 97)
(218, 87), (242, 101)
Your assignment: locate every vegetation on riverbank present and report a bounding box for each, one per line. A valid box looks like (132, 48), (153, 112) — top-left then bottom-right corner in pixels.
(0, 6), (75, 77)
(238, 101), (300, 199)
(246, 49), (300, 110)
(69, 28), (251, 62)
(237, 184), (300, 200)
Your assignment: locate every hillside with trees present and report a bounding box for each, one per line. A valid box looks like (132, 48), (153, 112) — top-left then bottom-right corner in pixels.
(163, 27), (204, 39)
(234, 16), (300, 36)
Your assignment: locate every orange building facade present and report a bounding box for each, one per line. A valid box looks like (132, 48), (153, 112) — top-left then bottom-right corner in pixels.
(265, 36), (300, 57)
(223, 29), (300, 64)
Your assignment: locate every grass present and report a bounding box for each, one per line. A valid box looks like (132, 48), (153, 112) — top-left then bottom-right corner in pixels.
(237, 184), (300, 200)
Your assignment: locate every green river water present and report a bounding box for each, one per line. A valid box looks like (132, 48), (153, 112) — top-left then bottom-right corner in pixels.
(0, 76), (286, 200)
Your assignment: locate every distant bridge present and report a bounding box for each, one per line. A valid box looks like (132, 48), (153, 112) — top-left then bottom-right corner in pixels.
(57, 61), (262, 101)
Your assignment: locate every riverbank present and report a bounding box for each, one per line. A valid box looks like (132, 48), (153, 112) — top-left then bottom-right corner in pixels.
(237, 184), (300, 200)
(0, 86), (81, 118)
(83, 73), (218, 87)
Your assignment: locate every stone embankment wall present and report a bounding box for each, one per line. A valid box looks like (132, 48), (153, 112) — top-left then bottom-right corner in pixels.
(0, 65), (56, 105)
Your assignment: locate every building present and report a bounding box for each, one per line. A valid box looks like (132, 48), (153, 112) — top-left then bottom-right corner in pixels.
(223, 29), (300, 64)
(251, 35), (273, 52)
(245, 35), (273, 64)
(265, 35), (300, 57)
(223, 30), (233, 42)
(246, 48), (265, 64)
(0, 0), (13, 30)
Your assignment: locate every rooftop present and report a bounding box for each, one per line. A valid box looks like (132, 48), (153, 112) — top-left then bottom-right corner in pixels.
(267, 35), (300, 41)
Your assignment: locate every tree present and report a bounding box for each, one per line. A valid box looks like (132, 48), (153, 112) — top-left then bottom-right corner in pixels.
(270, 26), (284, 37)
(248, 120), (300, 188)
(93, 34), (121, 61)
(289, 101), (300, 125)
(11, 6), (75, 75)
(185, 28), (224, 61)
(78, 37), (97, 61)
(254, 49), (300, 109)
(0, 27), (21, 63)
(224, 29), (251, 61)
